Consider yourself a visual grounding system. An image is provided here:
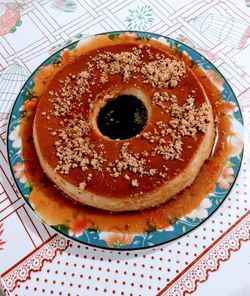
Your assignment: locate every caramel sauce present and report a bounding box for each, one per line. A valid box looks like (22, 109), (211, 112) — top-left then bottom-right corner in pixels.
(20, 37), (233, 234)
(34, 42), (207, 198)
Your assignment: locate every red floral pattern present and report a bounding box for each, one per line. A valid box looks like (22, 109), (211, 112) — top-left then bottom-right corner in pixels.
(100, 232), (134, 247)
(218, 167), (235, 190)
(0, 3), (22, 36)
(12, 162), (27, 184)
(0, 223), (6, 251)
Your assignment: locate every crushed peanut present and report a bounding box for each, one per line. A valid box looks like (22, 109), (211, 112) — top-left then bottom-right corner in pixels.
(107, 142), (159, 178)
(93, 47), (142, 83)
(93, 45), (185, 88)
(54, 116), (105, 174)
(169, 97), (210, 136)
(131, 179), (139, 187)
(49, 67), (93, 116)
(141, 58), (186, 88)
(152, 92), (177, 112)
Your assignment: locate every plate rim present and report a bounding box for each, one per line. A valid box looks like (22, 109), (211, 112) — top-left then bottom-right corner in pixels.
(6, 30), (244, 251)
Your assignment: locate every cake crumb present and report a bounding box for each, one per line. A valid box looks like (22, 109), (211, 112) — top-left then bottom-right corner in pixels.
(131, 179), (139, 187)
(141, 58), (186, 88)
(124, 174), (130, 180)
(79, 182), (86, 190)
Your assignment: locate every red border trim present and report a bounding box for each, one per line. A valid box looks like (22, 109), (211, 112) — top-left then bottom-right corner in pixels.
(1, 235), (70, 292)
(158, 211), (250, 295)
(1, 234), (57, 277)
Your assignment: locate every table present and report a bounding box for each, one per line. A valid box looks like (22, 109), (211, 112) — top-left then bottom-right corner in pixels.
(0, 0), (249, 295)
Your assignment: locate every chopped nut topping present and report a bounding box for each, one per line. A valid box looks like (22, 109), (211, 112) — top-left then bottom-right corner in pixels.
(108, 143), (146, 177)
(124, 174), (130, 180)
(153, 138), (183, 160)
(145, 94), (210, 161)
(94, 47), (142, 83)
(79, 181), (86, 190)
(107, 143), (158, 178)
(49, 66), (93, 117)
(141, 58), (186, 88)
(152, 92), (177, 111)
(169, 98), (210, 136)
(131, 179), (139, 187)
(54, 116), (105, 174)
(92, 46), (185, 88)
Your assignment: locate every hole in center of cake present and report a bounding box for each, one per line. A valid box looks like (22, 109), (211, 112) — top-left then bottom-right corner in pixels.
(97, 94), (148, 140)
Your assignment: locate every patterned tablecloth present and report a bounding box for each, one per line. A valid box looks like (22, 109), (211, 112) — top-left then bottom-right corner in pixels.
(0, 0), (249, 295)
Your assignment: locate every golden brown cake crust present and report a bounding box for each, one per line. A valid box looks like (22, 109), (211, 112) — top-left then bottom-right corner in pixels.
(33, 35), (215, 211)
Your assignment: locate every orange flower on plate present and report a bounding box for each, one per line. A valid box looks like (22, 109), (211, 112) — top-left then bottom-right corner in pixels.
(9, 125), (21, 148)
(206, 69), (224, 91)
(13, 162), (27, 184)
(33, 66), (52, 85)
(222, 101), (238, 113)
(230, 134), (244, 156)
(20, 98), (38, 112)
(69, 218), (88, 237)
(61, 49), (74, 64)
(124, 32), (137, 38)
(152, 210), (169, 230)
(100, 232), (134, 247)
(218, 167), (235, 190)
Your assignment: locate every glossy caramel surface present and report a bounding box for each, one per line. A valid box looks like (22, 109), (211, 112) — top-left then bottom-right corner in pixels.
(21, 38), (232, 233)
(34, 41), (209, 198)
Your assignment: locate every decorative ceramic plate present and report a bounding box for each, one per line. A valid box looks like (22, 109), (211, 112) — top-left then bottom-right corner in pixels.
(7, 31), (244, 250)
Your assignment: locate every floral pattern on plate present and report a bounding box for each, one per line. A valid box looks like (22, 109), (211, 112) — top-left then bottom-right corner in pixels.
(7, 31), (244, 250)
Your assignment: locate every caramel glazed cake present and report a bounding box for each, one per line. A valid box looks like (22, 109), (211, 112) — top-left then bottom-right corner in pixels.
(33, 34), (215, 212)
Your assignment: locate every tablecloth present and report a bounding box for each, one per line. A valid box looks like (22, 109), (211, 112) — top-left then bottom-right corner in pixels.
(0, 0), (249, 295)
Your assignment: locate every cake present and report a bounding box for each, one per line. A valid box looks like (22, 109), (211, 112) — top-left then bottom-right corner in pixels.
(33, 34), (215, 212)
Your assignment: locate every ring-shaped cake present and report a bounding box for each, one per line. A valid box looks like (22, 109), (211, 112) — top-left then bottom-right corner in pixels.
(33, 35), (215, 212)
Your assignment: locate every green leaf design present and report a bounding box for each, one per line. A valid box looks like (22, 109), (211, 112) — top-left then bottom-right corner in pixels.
(181, 225), (186, 233)
(56, 224), (70, 233)
(24, 88), (38, 101)
(9, 27), (17, 33)
(66, 39), (72, 45)
(107, 33), (119, 40)
(215, 198), (222, 205)
(75, 33), (83, 39)
(226, 160), (236, 168)
(16, 19), (22, 27)
(113, 240), (121, 248)
(125, 4), (154, 30)
(24, 181), (30, 189)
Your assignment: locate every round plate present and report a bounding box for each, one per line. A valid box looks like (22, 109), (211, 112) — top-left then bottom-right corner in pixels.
(7, 31), (244, 250)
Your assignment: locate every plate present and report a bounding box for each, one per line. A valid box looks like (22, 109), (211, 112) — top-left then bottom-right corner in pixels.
(7, 31), (244, 250)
